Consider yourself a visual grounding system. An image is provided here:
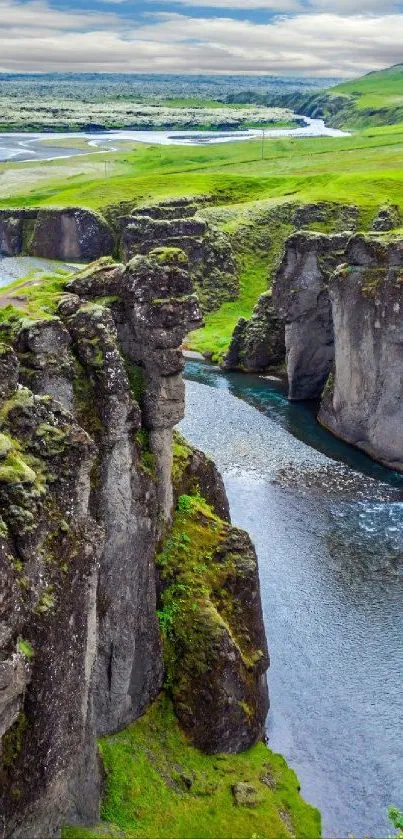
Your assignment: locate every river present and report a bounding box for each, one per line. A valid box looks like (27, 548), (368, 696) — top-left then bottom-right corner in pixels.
(180, 361), (403, 839)
(0, 117), (349, 163)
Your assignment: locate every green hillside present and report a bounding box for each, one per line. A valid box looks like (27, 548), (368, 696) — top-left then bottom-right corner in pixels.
(331, 64), (403, 112)
(281, 64), (403, 129)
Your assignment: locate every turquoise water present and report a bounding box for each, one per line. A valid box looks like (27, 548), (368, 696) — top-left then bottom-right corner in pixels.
(183, 362), (403, 838)
(185, 360), (403, 489)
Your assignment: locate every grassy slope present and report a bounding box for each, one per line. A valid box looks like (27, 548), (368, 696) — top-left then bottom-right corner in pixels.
(331, 64), (403, 112)
(63, 694), (321, 839)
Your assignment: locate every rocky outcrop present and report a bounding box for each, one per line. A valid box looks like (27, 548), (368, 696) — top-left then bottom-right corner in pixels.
(372, 204), (401, 232)
(1, 248), (270, 836)
(224, 291), (285, 373)
(319, 234), (403, 471)
(157, 489), (269, 754)
(120, 199), (238, 312)
(172, 431), (230, 521)
(222, 200), (360, 375)
(0, 346), (103, 836)
(273, 231), (349, 400)
(0, 208), (114, 262)
(293, 202), (359, 232)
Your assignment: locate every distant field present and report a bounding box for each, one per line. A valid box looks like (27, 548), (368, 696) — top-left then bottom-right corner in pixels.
(0, 99), (296, 133)
(0, 71), (332, 132)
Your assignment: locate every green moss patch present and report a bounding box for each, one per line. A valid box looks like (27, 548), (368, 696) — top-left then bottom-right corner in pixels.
(156, 494), (228, 688)
(172, 431), (193, 489)
(62, 694), (321, 839)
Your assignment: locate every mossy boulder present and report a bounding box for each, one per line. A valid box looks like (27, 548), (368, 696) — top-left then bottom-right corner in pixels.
(157, 493), (269, 754)
(172, 430), (230, 521)
(224, 290), (285, 373)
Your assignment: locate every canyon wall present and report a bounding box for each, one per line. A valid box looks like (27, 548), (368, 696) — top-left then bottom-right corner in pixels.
(224, 201), (358, 377)
(273, 231), (349, 400)
(0, 249), (269, 837)
(319, 234), (403, 472)
(0, 199), (239, 314)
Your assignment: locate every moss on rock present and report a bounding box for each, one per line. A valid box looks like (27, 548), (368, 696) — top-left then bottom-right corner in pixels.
(156, 487), (269, 754)
(62, 693), (321, 839)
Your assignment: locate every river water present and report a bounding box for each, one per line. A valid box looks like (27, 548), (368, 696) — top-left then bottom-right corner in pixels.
(0, 117), (349, 163)
(180, 362), (403, 839)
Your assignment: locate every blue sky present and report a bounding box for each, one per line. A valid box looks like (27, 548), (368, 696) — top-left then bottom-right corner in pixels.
(0, 0), (402, 76)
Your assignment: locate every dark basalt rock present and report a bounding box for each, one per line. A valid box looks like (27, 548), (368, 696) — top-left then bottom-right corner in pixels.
(372, 204), (402, 232)
(0, 208), (114, 262)
(0, 355), (103, 836)
(319, 233), (403, 471)
(293, 202), (359, 232)
(158, 501), (269, 755)
(223, 291), (285, 373)
(120, 212), (239, 313)
(30, 209), (114, 262)
(273, 231), (350, 400)
(0, 216), (23, 256)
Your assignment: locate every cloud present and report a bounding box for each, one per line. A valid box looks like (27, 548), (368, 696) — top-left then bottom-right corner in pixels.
(151, 0), (400, 13)
(0, 0), (119, 29)
(0, 0), (401, 77)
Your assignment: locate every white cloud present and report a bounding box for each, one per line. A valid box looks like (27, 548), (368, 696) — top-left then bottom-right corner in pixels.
(0, 0), (119, 29)
(0, 0), (401, 77)
(151, 0), (399, 13)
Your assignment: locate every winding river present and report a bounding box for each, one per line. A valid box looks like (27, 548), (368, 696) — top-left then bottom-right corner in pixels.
(0, 117), (349, 162)
(180, 361), (403, 839)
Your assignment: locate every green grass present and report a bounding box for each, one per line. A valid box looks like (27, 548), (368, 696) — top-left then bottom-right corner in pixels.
(62, 694), (321, 839)
(331, 64), (403, 112)
(3, 123), (403, 213)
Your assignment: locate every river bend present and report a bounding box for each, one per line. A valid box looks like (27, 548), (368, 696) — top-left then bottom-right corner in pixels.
(180, 363), (403, 839)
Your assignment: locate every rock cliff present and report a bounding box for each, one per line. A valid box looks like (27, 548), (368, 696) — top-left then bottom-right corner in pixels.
(273, 231), (349, 400)
(0, 248), (270, 837)
(0, 208), (114, 262)
(119, 199), (238, 312)
(0, 199), (239, 315)
(223, 201), (359, 376)
(319, 233), (403, 471)
(224, 291), (285, 373)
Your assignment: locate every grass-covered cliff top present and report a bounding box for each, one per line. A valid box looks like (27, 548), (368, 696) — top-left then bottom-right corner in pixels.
(63, 694), (321, 839)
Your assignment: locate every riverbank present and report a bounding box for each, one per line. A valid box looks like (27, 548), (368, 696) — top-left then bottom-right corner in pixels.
(179, 374), (403, 838)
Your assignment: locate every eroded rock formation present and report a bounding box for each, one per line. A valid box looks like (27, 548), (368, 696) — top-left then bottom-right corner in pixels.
(0, 208), (114, 262)
(319, 234), (403, 471)
(273, 231), (349, 400)
(1, 249), (270, 837)
(223, 200), (360, 376)
(224, 291), (285, 373)
(120, 201), (238, 312)
(0, 199), (239, 314)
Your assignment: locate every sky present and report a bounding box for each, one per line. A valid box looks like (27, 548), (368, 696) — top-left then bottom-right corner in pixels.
(0, 0), (402, 77)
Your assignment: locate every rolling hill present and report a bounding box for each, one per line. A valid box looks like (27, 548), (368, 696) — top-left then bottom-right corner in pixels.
(277, 64), (403, 129)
